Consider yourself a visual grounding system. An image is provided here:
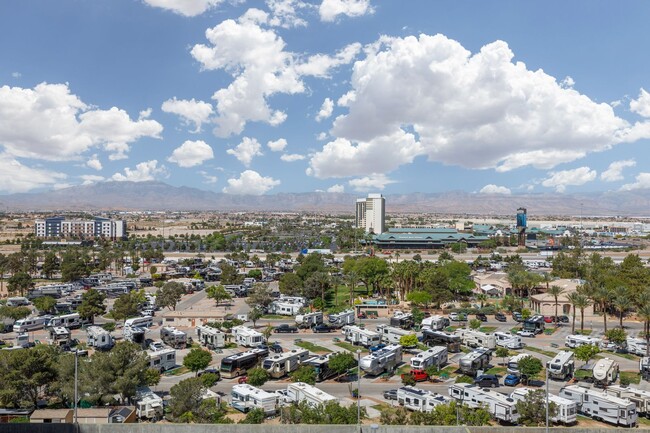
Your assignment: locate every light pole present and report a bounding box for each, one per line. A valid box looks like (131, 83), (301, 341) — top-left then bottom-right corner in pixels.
(545, 366), (549, 433)
(356, 349), (362, 432)
(74, 350), (79, 424)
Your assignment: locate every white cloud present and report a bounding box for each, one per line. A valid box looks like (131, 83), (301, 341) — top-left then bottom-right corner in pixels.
(112, 160), (167, 182)
(280, 153), (305, 162)
(11, 72), (21, 78)
(267, 0), (310, 28)
(86, 154), (103, 171)
(316, 132), (329, 141)
(0, 82), (162, 162)
(479, 184), (511, 195)
(161, 97), (213, 133)
(348, 173), (395, 191)
(142, 0), (223, 16)
(327, 184), (344, 193)
(541, 167), (597, 193)
(621, 173), (650, 191)
(337, 90), (356, 107)
(293, 43), (362, 78)
(316, 98), (334, 121)
(227, 137), (263, 166)
(80, 175), (105, 185)
(319, 0), (373, 22)
(198, 171), (218, 184)
(0, 153), (67, 193)
(560, 76), (575, 89)
(168, 140), (214, 167)
(267, 138), (287, 152)
(222, 170), (280, 194)
(630, 88), (650, 118)
(601, 159), (636, 182)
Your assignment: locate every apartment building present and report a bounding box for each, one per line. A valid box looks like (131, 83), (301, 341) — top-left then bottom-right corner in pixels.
(355, 193), (385, 234)
(35, 216), (127, 240)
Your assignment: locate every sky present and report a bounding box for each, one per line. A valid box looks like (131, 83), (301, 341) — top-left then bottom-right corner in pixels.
(1, 0), (650, 197)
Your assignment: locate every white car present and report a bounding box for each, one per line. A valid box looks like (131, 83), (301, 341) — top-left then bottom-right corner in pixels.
(449, 312), (466, 321)
(149, 341), (165, 351)
(516, 330), (536, 338)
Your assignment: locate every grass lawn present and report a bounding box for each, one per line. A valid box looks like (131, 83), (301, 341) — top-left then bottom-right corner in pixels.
(638, 416), (650, 426)
(574, 329), (592, 335)
(328, 285), (368, 310)
(544, 327), (558, 335)
(224, 342), (238, 349)
(485, 366), (507, 376)
(620, 371), (641, 385)
(261, 314), (289, 319)
(445, 326), (461, 332)
(526, 346), (558, 358)
(510, 327), (521, 333)
(164, 366), (190, 376)
(479, 326), (497, 333)
(460, 347), (470, 353)
(455, 374), (474, 384)
(396, 365), (411, 376)
(574, 369), (592, 380)
(334, 341), (365, 353)
(295, 340), (331, 353)
(610, 352), (639, 361)
(440, 365), (458, 378)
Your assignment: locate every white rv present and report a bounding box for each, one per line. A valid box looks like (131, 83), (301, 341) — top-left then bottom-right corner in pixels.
(509, 388), (577, 424)
(123, 325), (146, 346)
(304, 353), (338, 382)
(507, 353), (531, 376)
(147, 348), (176, 372)
(397, 386), (452, 412)
(232, 325), (265, 348)
(454, 328), (496, 349)
(626, 337), (648, 356)
(592, 357), (619, 386)
(448, 383), (519, 423)
(459, 348), (491, 376)
(86, 326), (114, 350)
(135, 387), (164, 420)
(565, 334), (601, 349)
(6, 297), (30, 307)
(231, 384), (278, 415)
(269, 300), (302, 316)
(48, 326), (71, 346)
(262, 348), (310, 378)
(295, 311), (323, 328)
(125, 316), (154, 329)
(359, 344), (403, 376)
(494, 332), (523, 350)
(343, 325), (381, 347)
(390, 311), (414, 329)
(546, 351), (575, 380)
(328, 309), (355, 328)
(606, 385), (650, 417)
(559, 385), (637, 426)
(196, 325), (226, 349)
(160, 326), (187, 349)
(420, 315), (449, 331)
(641, 357), (650, 381)
(286, 382), (337, 407)
(376, 324), (417, 345)
(13, 316), (49, 332)
(410, 346), (448, 370)
(46, 313), (86, 329)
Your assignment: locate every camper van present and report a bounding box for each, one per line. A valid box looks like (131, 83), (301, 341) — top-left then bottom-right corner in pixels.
(546, 351), (575, 380)
(390, 311), (414, 329)
(376, 324), (417, 345)
(262, 348), (310, 378)
(454, 329), (496, 349)
(422, 329), (461, 353)
(268, 300), (302, 316)
(397, 386), (452, 412)
(448, 383), (519, 423)
(220, 348), (269, 378)
(626, 337), (648, 356)
(565, 334), (601, 349)
(494, 332), (523, 350)
(46, 313), (86, 329)
(147, 348), (176, 372)
(196, 325), (225, 349)
(13, 316), (50, 332)
(231, 384), (278, 415)
(560, 385), (637, 426)
(359, 344), (403, 376)
(286, 382), (337, 407)
(328, 309), (355, 328)
(410, 346), (448, 370)
(86, 325), (114, 350)
(592, 358), (619, 386)
(343, 325), (381, 347)
(232, 326), (265, 348)
(459, 348), (491, 376)
(295, 311), (323, 328)
(510, 388), (577, 424)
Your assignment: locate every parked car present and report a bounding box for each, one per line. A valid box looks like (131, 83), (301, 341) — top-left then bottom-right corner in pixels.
(269, 342), (283, 353)
(517, 330), (536, 338)
(543, 316), (554, 323)
(401, 369), (428, 382)
(274, 324), (298, 333)
(313, 324), (334, 333)
(557, 315), (569, 323)
(512, 312), (523, 322)
(238, 376), (248, 384)
(369, 343), (386, 352)
(476, 313), (487, 322)
(504, 374), (521, 386)
(449, 312), (466, 322)
(149, 341), (165, 351)
(495, 312), (507, 322)
(358, 312), (367, 319)
(383, 389), (398, 400)
(474, 374), (499, 388)
(198, 368), (219, 378)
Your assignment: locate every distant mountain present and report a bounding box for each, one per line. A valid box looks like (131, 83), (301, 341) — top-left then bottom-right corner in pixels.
(0, 181), (649, 216)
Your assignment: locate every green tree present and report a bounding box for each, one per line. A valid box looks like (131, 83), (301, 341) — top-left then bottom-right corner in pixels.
(246, 284), (273, 311)
(110, 290), (145, 322)
(0, 344), (58, 407)
(144, 368), (161, 387)
(574, 344), (600, 366)
(328, 352), (357, 379)
(407, 290), (433, 308)
(516, 389), (558, 426)
(399, 334), (418, 348)
(246, 367), (269, 386)
(0, 305), (31, 321)
(411, 307), (425, 326)
(248, 308), (263, 328)
(156, 281), (185, 311)
(517, 355), (543, 384)
(206, 284), (233, 308)
(247, 269), (262, 280)
(495, 347), (510, 367)
(469, 319), (481, 330)
(279, 273), (303, 296)
(605, 327), (627, 348)
(169, 377), (206, 421)
(239, 408), (265, 424)
(290, 365), (317, 384)
(7, 272), (33, 296)
(200, 372), (220, 387)
(547, 285), (565, 324)
(183, 348), (212, 375)
(60, 251), (89, 282)
(42, 251), (59, 279)
(77, 288), (106, 323)
(219, 263), (243, 285)
(32, 296), (57, 314)
(401, 374), (416, 386)
(613, 286), (632, 328)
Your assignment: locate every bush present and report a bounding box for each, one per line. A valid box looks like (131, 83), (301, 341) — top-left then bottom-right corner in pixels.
(200, 372), (220, 387)
(239, 408), (265, 424)
(620, 374), (632, 387)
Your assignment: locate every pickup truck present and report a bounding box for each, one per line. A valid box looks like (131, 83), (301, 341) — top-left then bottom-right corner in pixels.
(401, 369), (429, 382)
(274, 324), (298, 333)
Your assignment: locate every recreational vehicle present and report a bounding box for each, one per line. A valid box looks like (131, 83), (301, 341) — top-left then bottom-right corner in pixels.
(123, 325), (146, 347)
(220, 348), (269, 378)
(606, 385), (650, 417)
(507, 353), (531, 376)
(359, 344), (403, 375)
(295, 311), (323, 328)
(510, 388), (577, 424)
(48, 326), (71, 346)
(546, 351), (575, 380)
(459, 348), (491, 376)
(268, 300), (302, 316)
(626, 337), (648, 356)
(328, 309), (355, 328)
(148, 348), (176, 372)
(494, 332), (523, 350)
(160, 326), (187, 349)
(390, 311), (414, 329)
(13, 316), (49, 332)
(135, 387), (164, 420)
(592, 358), (619, 386)
(196, 325), (226, 349)
(86, 325), (114, 350)
(420, 315), (449, 331)
(231, 384), (278, 415)
(454, 329), (496, 349)
(6, 297), (30, 307)
(232, 326), (265, 348)
(641, 357), (650, 381)
(344, 326), (381, 347)
(410, 346), (448, 370)
(46, 313), (86, 329)
(522, 315), (546, 334)
(448, 383), (519, 423)
(559, 385), (637, 426)
(565, 334), (601, 349)
(397, 386), (452, 412)
(422, 329), (461, 353)
(125, 316), (154, 329)
(286, 382), (337, 407)
(262, 348), (310, 378)
(376, 324), (417, 345)
(304, 353), (339, 382)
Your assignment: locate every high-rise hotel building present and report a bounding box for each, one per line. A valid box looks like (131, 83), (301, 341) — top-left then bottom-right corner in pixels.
(355, 193), (385, 234)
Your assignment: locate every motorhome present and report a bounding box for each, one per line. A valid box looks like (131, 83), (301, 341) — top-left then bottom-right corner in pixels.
(592, 358), (619, 386)
(376, 324), (416, 345)
(510, 388), (577, 424)
(268, 300), (303, 316)
(559, 385), (637, 426)
(295, 311), (324, 328)
(304, 353), (339, 382)
(448, 383), (519, 423)
(262, 348), (310, 378)
(278, 295), (307, 306)
(390, 311), (414, 329)
(86, 325), (114, 350)
(546, 351), (575, 380)
(196, 325), (226, 349)
(328, 309), (355, 328)
(123, 325), (146, 347)
(641, 357), (650, 381)
(232, 326), (265, 348)
(565, 334), (601, 349)
(507, 353), (531, 376)
(454, 329), (496, 349)
(28, 285), (64, 299)
(147, 348), (176, 372)
(410, 346), (448, 370)
(626, 337), (648, 356)
(420, 315), (449, 331)
(160, 326), (187, 349)
(359, 344), (403, 375)
(606, 385), (650, 417)
(6, 297), (30, 307)
(459, 348), (491, 376)
(48, 326), (71, 346)
(220, 348), (269, 379)
(397, 386), (452, 412)
(135, 387), (164, 420)
(125, 316), (154, 329)
(494, 332), (523, 350)
(231, 384), (278, 415)
(286, 382), (337, 407)
(344, 326), (381, 347)
(522, 315), (546, 334)
(46, 313), (86, 329)
(422, 329), (461, 353)
(13, 316), (50, 332)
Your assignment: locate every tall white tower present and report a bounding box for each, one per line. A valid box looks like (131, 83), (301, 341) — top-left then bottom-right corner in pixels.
(355, 199), (366, 230)
(355, 193), (385, 234)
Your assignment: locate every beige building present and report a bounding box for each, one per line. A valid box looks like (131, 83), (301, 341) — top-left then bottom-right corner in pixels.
(530, 278), (583, 316)
(162, 310), (229, 327)
(30, 409), (73, 424)
(30, 407), (135, 424)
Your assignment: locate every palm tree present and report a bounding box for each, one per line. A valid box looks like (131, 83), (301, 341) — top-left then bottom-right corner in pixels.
(476, 293), (488, 309)
(574, 294), (592, 332)
(345, 271), (359, 307)
(613, 286), (632, 328)
(592, 285), (611, 333)
(637, 302), (650, 357)
(566, 292), (581, 334)
(547, 285), (565, 325)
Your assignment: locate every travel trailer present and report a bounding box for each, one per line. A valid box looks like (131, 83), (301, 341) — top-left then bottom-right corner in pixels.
(420, 315), (449, 331)
(494, 332), (523, 350)
(286, 382), (337, 407)
(507, 353), (531, 376)
(641, 357), (650, 381)
(135, 387), (164, 420)
(359, 344), (403, 376)
(626, 337), (648, 356)
(422, 329), (461, 353)
(546, 351), (575, 380)
(522, 315), (546, 334)
(220, 348), (269, 378)
(606, 385), (650, 417)
(13, 316), (50, 332)
(410, 346), (448, 370)
(304, 353), (339, 382)
(565, 334), (601, 349)
(232, 326), (265, 348)
(448, 383), (519, 423)
(6, 297), (30, 307)
(390, 311), (414, 329)
(559, 385), (637, 426)
(160, 326), (187, 349)
(268, 300), (302, 316)
(454, 329), (496, 349)
(46, 313), (87, 329)
(510, 388), (577, 424)
(376, 324), (417, 345)
(592, 358), (619, 386)
(262, 348), (310, 378)
(295, 311), (323, 328)
(328, 310), (355, 328)
(196, 325), (226, 349)
(343, 325), (381, 347)
(123, 325), (146, 347)
(459, 348), (491, 376)
(125, 316), (154, 329)
(147, 348), (176, 372)
(231, 384), (278, 415)
(397, 386), (452, 412)
(48, 326), (71, 346)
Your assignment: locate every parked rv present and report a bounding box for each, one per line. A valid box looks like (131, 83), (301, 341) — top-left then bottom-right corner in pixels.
(13, 316), (50, 333)
(454, 329), (496, 349)
(232, 326), (265, 348)
(448, 383), (519, 423)
(231, 384), (278, 415)
(422, 329), (461, 353)
(494, 332), (523, 350)
(376, 324), (417, 345)
(546, 351), (575, 381)
(565, 334), (601, 349)
(390, 311), (414, 329)
(295, 311), (323, 328)
(135, 387), (164, 420)
(328, 310), (355, 328)
(262, 348), (310, 378)
(359, 344), (403, 376)
(148, 348), (176, 372)
(46, 313), (87, 330)
(420, 315), (449, 331)
(592, 358), (619, 386)
(160, 326), (187, 349)
(522, 315), (546, 334)
(344, 325), (381, 347)
(397, 386), (451, 412)
(304, 353), (340, 382)
(510, 388), (577, 424)
(220, 348), (269, 378)
(48, 326), (71, 346)
(606, 385), (650, 417)
(86, 325), (114, 350)
(286, 382), (337, 407)
(196, 325), (226, 349)
(560, 385), (637, 426)
(459, 348), (491, 376)
(506, 353), (531, 376)
(409, 346), (448, 370)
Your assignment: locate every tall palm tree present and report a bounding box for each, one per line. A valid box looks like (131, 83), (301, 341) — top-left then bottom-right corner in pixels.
(573, 294), (592, 332)
(476, 293), (488, 309)
(547, 285), (565, 325)
(566, 292), (581, 334)
(637, 302), (650, 357)
(592, 285), (612, 333)
(345, 271), (359, 307)
(613, 286), (632, 328)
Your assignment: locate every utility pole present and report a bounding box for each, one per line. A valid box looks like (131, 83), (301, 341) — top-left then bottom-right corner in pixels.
(545, 367), (549, 433)
(74, 350), (79, 424)
(356, 349), (362, 433)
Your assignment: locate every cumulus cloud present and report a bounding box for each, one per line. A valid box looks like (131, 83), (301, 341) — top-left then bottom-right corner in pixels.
(168, 140), (214, 167)
(327, 184), (344, 193)
(316, 98), (334, 121)
(267, 138), (287, 152)
(161, 97), (213, 133)
(198, 171), (218, 184)
(190, 11), (360, 136)
(80, 175), (105, 185)
(348, 173), (395, 191)
(222, 169), (280, 194)
(0, 153), (67, 193)
(621, 173), (650, 191)
(280, 153), (305, 162)
(630, 88), (650, 118)
(112, 160), (167, 182)
(479, 184), (511, 195)
(601, 159), (636, 182)
(316, 132), (329, 141)
(319, 0), (373, 22)
(227, 137), (263, 166)
(267, 0), (310, 28)
(142, 0), (223, 16)
(541, 167), (597, 193)
(86, 154), (103, 171)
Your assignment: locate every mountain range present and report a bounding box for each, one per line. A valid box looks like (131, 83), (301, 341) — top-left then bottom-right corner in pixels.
(1, 181), (649, 216)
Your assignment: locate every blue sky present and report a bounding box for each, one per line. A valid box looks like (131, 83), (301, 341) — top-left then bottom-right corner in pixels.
(1, 0), (650, 196)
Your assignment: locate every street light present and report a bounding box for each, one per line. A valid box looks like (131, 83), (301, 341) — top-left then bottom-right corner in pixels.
(545, 366), (549, 433)
(74, 350), (79, 424)
(356, 349), (362, 432)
